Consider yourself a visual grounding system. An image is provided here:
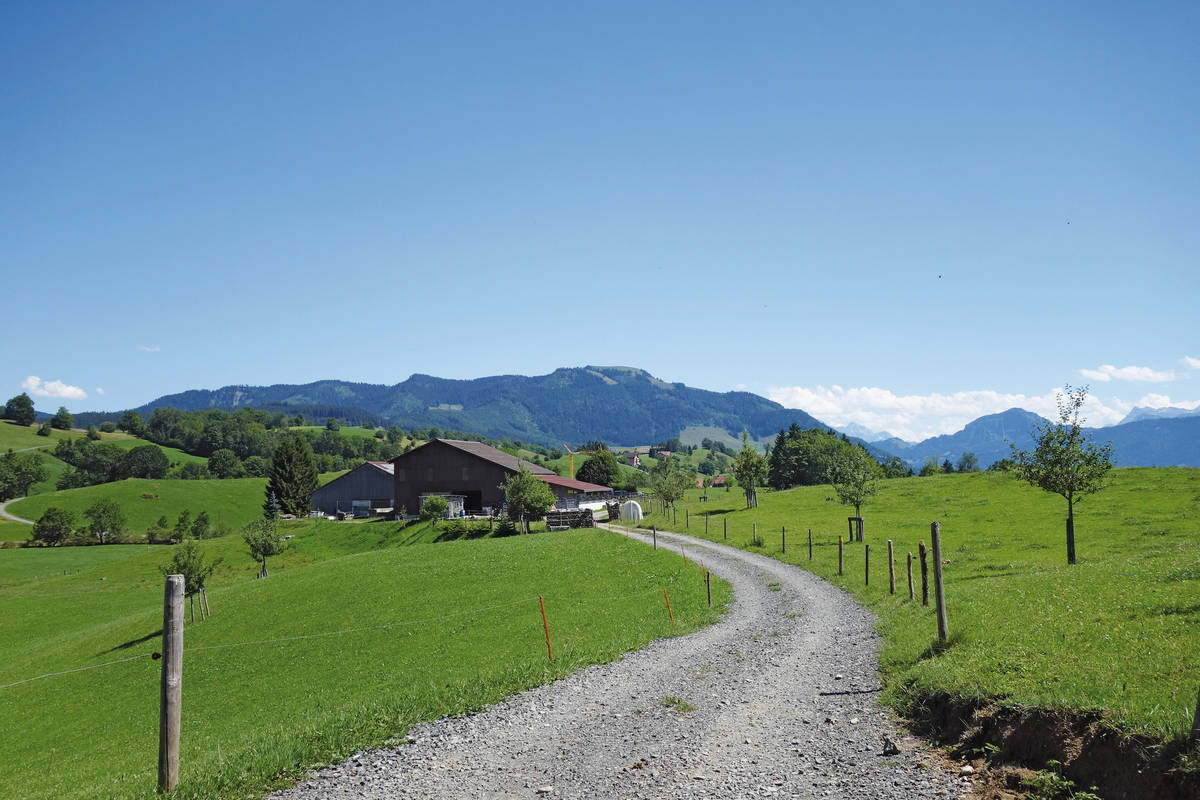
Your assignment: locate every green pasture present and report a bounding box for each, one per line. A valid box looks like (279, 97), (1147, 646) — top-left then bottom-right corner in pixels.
(0, 420), (78, 451)
(0, 525), (727, 799)
(626, 467), (1200, 742)
(8, 478), (270, 536)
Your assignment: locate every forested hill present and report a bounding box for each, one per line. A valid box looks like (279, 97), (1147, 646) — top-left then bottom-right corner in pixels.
(125, 367), (833, 448)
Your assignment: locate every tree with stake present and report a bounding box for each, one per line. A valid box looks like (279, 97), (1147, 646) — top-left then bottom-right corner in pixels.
(732, 431), (767, 509)
(242, 518), (286, 577)
(266, 434), (319, 517)
(649, 456), (691, 514)
(828, 446), (879, 540)
(1011, 385), (1113, 565)
(160, 540), (221, 620)
(501, 468), (556, 534)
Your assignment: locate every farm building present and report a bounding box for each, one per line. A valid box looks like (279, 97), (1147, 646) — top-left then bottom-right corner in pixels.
(311, 461), (395, 517)
(391, 439), (613, 515)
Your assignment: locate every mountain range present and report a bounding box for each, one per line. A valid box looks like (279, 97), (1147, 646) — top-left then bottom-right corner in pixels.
(70, 366), (1200, 469)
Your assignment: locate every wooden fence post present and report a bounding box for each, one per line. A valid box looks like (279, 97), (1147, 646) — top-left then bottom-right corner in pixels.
(919, 541), (929, 606)
(887, 540), (895, 595)
(931, 522), (949, 642)
(808, 528), (812, 561)
(158, 574), (184, 794)
(686, 510), (689, 529)
(782, 526), (786, 554)
(723, 517), (727, 540)
(652, 526), (657, 549)
(1191, 685), (1200, 744)
(865, 544), (870, 586)
(538, 595), (553, 661)
(706, 571), (711, 608)
(907, 552), (914, 600)
(705, 513), (709, 535)
(838, 536), (844, 576)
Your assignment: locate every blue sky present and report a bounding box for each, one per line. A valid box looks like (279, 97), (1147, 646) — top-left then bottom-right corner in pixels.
(2, 2), (1197, 440)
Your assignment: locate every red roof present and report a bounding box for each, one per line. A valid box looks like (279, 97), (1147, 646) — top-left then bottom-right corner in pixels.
(536, 475), (611, 492)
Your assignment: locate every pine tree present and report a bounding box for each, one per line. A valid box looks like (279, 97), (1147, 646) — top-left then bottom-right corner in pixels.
(266, 434), (319, 517)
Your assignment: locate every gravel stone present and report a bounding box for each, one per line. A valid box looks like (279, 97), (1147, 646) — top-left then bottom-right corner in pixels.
(267, 526), (967, 799)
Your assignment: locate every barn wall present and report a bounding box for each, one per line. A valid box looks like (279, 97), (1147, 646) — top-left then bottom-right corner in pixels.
(392, 441), (514, 514)
(311, 466), (394, 514)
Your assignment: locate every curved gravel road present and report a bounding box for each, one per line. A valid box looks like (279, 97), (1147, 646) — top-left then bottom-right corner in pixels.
(270, 526), (969, 799)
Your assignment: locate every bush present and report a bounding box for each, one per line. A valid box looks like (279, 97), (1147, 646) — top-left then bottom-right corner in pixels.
(419, 495), (449, 525)
(99, 421), (117, 433)
(492, 516), (519, 537)
(33, 507), (74, 545)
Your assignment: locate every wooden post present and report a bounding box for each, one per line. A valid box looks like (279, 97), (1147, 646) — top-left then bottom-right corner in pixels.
(931, 522), (949, 642)
(781, 526), (786, 554)
(158, 574), (184, 794)
(907, 553), (914, 600)
(808, 528), (812, 560)
(848, 517), (854, 541)
(887, 540), (895, 595)
(652, 526), (657, 549)
(838, 536), (844, 575)
(865, 544), (870, 586)
(723, 517), (727, 540)
(705, 513), (709, 535)
(753, 521), (758, 546)
(919, 541), (929, 606)
(202, 588), (211, 619)
(673, 507), (677, 525)
(1191, 685), (1200, 743)
(538, 595), (553, 661)
(663, 588), (675, 628)
(686, 510), (689, 529)
(705, 571), (711, 607)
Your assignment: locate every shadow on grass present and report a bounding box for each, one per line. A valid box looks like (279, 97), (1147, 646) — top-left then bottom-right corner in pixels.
(915, 632), (963, 663)
(102, 629), (162, 655)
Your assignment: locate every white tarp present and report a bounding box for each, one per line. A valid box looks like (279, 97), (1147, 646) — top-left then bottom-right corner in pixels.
(619, 500), (643, 522)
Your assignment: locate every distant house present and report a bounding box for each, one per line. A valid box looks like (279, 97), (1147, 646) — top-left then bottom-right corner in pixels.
(623, 452), (642, 468)
(391, 439), (612, 515)
(311, 461), (395, 517)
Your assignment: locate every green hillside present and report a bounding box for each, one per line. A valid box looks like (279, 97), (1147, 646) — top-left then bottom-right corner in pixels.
(0, 525), (728, 799)
(625, 467), (1200, 742)
(8, 477), (270, 534)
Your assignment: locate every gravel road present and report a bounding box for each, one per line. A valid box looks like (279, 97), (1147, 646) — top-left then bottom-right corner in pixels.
(269, 526), (969, 799)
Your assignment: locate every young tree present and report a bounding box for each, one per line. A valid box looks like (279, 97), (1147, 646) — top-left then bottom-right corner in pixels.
(419, 494), (450, 526)
(263, 490), (282, 520)
(266, 434), (319, 516)
(99, 421), (117, 433)
(3, 393), (36, 426)
(33, 507), (74, 545)
(1011, 385), (1113, 565)
(732, 432), (768, 509)
(501, 468), (556, 533)
(83, 499), (125, 544)
(50, 406), (74, 430)
(160, 540), (222, 620)
(190, 511), (211, 540)
(828, 447), (879, 541)
(86, 424), (101, 441)
(575, 450), (621, 487)
(174, 510), (192, 540)
(242, 518), (286, 577)
(36, 422), (52, 437)
(649, 456), (691, 513)
(918, 458), (942, 477)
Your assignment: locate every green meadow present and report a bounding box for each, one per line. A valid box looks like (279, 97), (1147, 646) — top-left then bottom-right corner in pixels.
(0, 524), (728, 799)
(627, 467), (1200, 742)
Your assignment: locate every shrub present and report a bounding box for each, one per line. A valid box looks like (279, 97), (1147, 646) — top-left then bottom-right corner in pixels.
(33, 507), (74, 545)
(492, 516), (519, 537)
(99, 421), (117, 433)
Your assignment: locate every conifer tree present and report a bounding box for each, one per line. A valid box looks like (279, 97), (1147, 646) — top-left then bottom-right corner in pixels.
(266, 434), (319, 517)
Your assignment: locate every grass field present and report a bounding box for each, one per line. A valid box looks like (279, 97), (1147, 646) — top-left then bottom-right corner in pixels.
(0, 420), (80, 451)
(624, 467), (1200, 742)
(0, 524), (728, 799)
(8, 477), (270, 535)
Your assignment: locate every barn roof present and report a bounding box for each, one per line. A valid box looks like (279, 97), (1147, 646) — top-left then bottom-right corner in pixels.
(366, 461), (394, 475)
(537, 474), (612, 493)
(393, 439), (555, 475)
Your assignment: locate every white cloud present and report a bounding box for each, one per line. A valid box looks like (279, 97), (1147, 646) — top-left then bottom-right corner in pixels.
(1079, 364), (1174, 383)
(139, 344), (161, 352)
(1184, 356), (1200, 370)
(96, 387), (105, 395)
(1133, 393), (1200, 411)
(766, 384), (1129, 441)
(21, 376), (88, 401)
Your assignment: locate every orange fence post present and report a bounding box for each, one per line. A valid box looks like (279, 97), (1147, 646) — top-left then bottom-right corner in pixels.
(663, 588), (675, 628)
(538, 595), (553, 662)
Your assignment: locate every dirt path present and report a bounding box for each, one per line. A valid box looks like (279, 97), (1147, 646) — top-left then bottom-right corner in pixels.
(269, 526), (969, 799)
(0, 499), (34, 525)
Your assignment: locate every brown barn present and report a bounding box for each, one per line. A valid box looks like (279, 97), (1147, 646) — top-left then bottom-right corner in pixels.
(391, 439), (556, 515)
